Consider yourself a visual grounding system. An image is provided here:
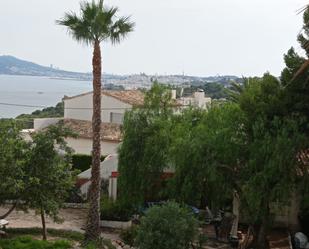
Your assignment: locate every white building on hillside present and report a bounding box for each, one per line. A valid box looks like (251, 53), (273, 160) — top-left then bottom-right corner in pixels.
(178, 89), (212, 109)
(32, 89), (211, 156)
(61, 90), (144, 155)
(33, 90), (144, 156)
(63, 90), (144, 123)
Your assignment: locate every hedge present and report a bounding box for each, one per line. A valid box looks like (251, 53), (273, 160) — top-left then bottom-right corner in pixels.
(0, 236), (71, 249)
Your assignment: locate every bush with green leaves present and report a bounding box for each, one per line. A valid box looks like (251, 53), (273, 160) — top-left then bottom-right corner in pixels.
(5, 227), (84, 242)
(100, 195), (133, 221)
(136, 201), (198, 249)
(85, 238), (116, 249)
(0, 236), (71, 249)
(120, 225), (138, 246)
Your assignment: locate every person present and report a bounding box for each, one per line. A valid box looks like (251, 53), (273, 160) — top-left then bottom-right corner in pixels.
(213, 209), (223, 240)
(205, 205), (213, 225)
(229, 190), (240, 247)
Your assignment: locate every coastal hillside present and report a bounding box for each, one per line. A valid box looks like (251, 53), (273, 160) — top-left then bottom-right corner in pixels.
(0, 55), (90, 79)
(0, 55), (241, 88)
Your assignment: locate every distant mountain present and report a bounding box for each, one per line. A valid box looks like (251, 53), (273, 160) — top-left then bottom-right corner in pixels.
(0, 55), (91, 80)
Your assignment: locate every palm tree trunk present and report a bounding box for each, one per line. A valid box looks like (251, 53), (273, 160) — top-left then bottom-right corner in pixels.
(85, 39), (102, 242)
(40, 207), (47, 241)
(256, 199), (270, 249)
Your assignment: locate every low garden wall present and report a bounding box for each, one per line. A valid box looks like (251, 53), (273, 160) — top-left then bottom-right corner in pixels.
(63, 203), (88, 209)
(100, 220), (132, 229)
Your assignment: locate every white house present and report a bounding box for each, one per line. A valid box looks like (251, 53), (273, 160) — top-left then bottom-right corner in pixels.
(63, 90), (144, 123)
(33, 89), (211, 156)
(61, 90), (144, 155)
(33, 90), (144, 156)
(178, 89), (212, 109)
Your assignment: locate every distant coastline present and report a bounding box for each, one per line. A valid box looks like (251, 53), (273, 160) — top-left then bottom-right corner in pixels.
(0, 55), (241, 90)
(49, 77), (91, 82)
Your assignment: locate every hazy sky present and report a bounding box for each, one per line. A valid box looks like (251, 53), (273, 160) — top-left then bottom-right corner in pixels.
(0, 0), (307, 77)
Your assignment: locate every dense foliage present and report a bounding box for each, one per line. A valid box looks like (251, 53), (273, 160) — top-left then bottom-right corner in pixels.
(118, 83), (173, 206)
(100, 195), (133, 221)
(0, 121), (77, 240)
(0, 236), (71, 249)
(168, 104), (247, 208)
(16, 102), (64, 129)
(24, 124), (77, 240)
(118, 15), (309, 246)
(135, 202), (198, 249)
(0, 120), (28, 204)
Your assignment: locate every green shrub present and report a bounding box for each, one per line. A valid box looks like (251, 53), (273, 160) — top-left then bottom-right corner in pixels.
(100, 195), (133, 221)
(136, 201), (198, 249)
(85, 238), (116, 249)
(66, 186), (86, 203)
(196, 233), (208, 249)
(120, 225), (138, 246)
(72, 154), (105, 172)
(0, 236), (71, 249)
(6, 228), (84, 242)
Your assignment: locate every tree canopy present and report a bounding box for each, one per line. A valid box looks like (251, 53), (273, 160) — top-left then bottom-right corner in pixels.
(0, 121), (76, 240)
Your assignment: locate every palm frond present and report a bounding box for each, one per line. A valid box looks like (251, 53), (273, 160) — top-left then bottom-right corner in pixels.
(57, 0), (134, 45)
(289, 5), (309, 83)
(99, 0), (104, 9)
(57, 7), (94, 45)
(296, 5), (309, 15)
(289, 59), (309, 84)
(227, 82), (244, 103)
(81, 1), (99, 24)
(110, 16), (135, 44)
(94, 6), (119, 39)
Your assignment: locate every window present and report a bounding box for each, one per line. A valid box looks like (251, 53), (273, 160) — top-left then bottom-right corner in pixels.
(110, 112), (124, 124)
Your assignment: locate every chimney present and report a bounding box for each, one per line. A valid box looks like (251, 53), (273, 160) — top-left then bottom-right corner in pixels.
(171, 89), (177, 100)
(194, 89), (205, 107)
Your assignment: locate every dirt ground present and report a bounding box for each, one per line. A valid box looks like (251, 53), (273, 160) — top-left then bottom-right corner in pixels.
(0, 206), (121, 242)
(0, 206), (87, 232)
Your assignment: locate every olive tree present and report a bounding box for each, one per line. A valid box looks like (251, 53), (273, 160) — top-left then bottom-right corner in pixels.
(23, 124), (77, 240)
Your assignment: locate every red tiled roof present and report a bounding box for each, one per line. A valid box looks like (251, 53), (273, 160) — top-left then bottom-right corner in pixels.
(63, 90), (144, 107)
(102, 90), (144, 106)
(63, 90), (184, 107)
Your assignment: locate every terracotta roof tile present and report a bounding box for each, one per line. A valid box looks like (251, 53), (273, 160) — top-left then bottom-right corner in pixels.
(63, 119), (122, 142)
(63, 90), (145, 107)
(102, 90), (144, 106)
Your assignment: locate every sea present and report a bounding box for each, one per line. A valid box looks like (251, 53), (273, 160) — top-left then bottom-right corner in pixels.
(0, 75), (93, 118)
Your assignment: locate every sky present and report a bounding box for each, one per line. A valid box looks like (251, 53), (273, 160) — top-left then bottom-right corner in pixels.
(0, 0), (308, 77)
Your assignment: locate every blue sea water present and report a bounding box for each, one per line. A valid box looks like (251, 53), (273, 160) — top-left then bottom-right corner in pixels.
(0, 75), (93, 118)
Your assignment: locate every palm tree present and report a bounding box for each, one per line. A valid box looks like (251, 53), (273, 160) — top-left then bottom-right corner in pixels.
(290, 4), (309, 82)
(227, 78), (250, 102)
(57, 0), (134, 242)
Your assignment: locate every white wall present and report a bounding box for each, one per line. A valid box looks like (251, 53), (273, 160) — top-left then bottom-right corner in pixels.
(64, 93), (132, 123)
(66, 137), (119, 156)
(109, 177), (118, 201)
(79, 154), (119, 199)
